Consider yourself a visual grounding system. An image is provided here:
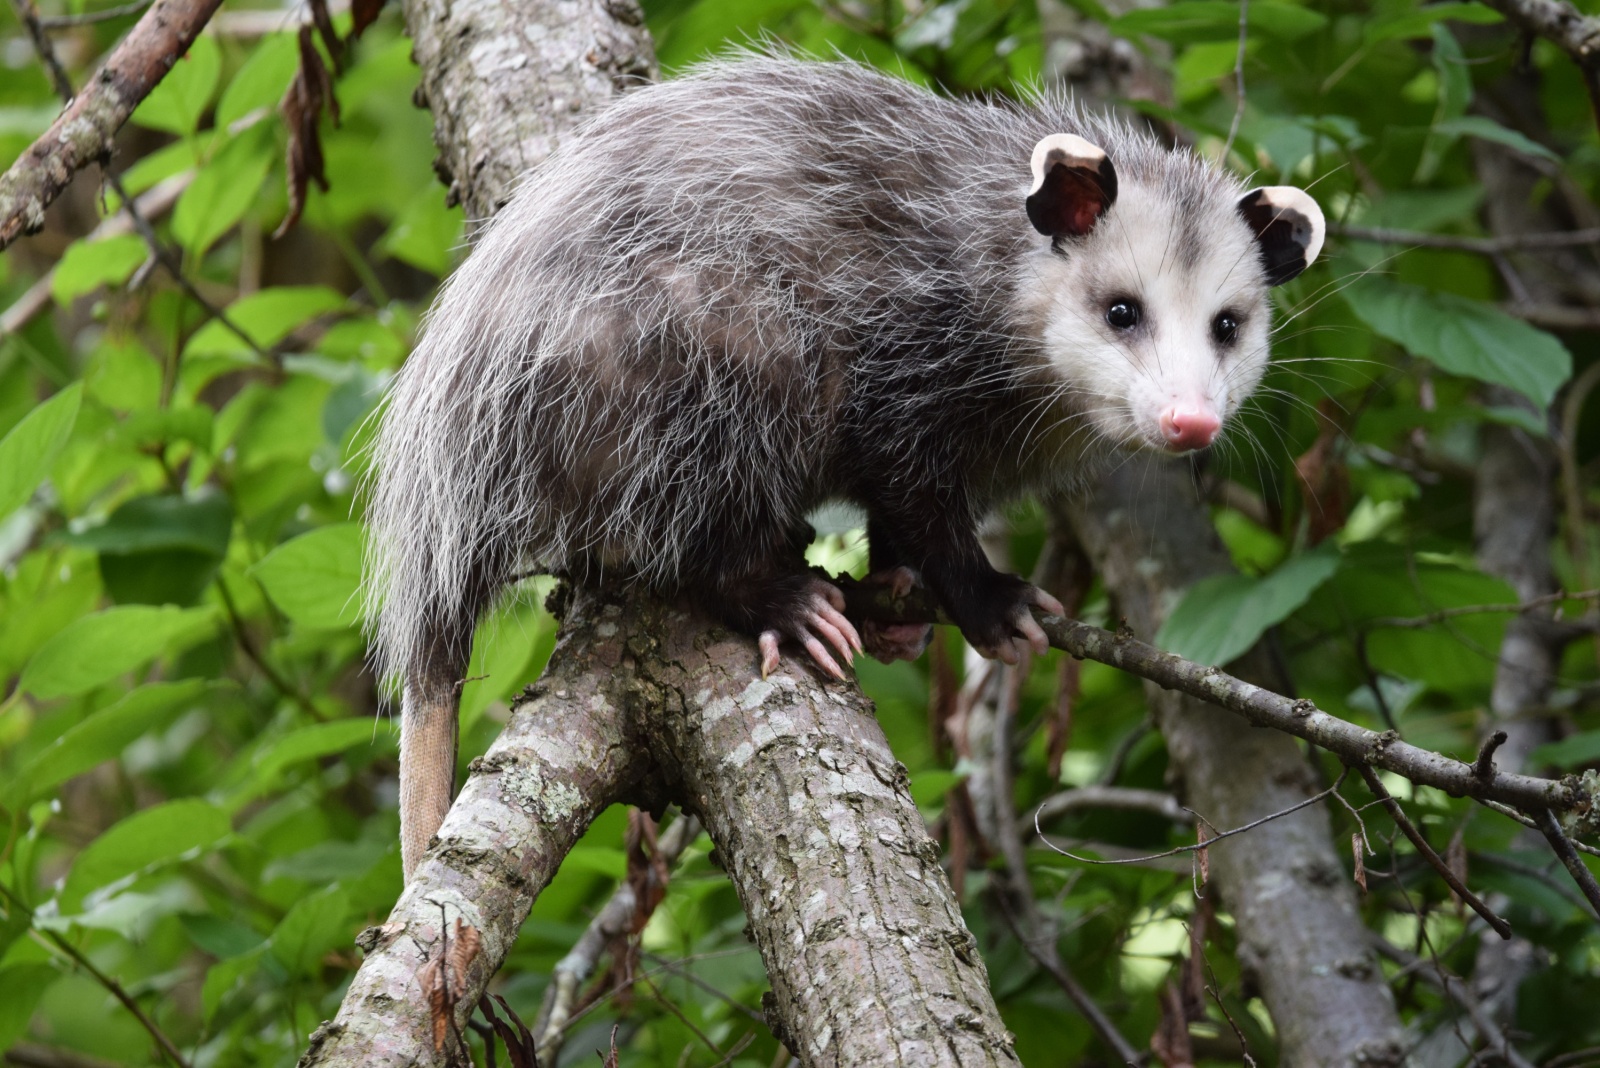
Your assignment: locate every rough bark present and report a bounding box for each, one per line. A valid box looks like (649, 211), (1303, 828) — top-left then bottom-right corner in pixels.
(399, 0), (656, 222)
(0, 0), (223, 249)
(302, 589), (1020, 1068)
(298, 595), (652, 1067)
(1065, 459), (1409, 1068)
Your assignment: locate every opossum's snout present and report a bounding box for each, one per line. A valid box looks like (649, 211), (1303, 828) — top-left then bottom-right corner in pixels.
(1159, 403), (1221, 452)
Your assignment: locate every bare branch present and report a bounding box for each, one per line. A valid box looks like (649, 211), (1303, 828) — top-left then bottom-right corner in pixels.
(1352, 764), (1514, 939)
(1034, 784), (1189, 824)
(839, 579), (1588, 818)
(1534, 807), (1600, 920)
(1473, 0), (1600, 134)
(0, 0), (227, 249)
(1333, 223), (1600, 253)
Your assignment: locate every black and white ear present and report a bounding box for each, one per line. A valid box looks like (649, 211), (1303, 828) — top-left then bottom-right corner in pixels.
(1236, 187), (1325, 286)
(1026, 134), (1118, 240)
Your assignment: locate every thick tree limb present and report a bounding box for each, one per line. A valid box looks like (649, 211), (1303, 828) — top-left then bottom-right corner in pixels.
(399, 0), (656, 221)
(299, 607), (652, 1067)
(0, 0), (224, 250)
(1061, 460), (1410, 1068)
(303, 590), (1021, 1067)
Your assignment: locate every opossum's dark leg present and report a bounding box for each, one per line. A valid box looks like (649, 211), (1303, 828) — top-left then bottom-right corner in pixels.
(870, 507), (1063, 666)
(860, 517), (934, 663)
(399, 609), (476, 881)
(702, 559), (862, 680)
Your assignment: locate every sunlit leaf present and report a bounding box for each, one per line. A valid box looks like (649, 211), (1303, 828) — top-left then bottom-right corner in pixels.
(252, 522), (364, 628)
(0, 383), (81, 519)
(1157, 548), (1341, 666)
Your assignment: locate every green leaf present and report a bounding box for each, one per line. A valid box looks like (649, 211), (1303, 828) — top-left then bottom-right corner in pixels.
(1433, 116), (1562, 163)
(1110, 0), (1326, 42)
(1528, 731), (1600, 771)
(378, 188), (464, 275)
(172, 135), (275, 256)
(61, 798), (230, 909)
(216, 33), (299, 127)
(1157, 547), (1341, 666)
(0, 964), (60, 1049)
(226, 719), (394, 805)
(0, 383), (81, 518)
(19, 604), (218, 698)
(268, 887), (351, 975)
(1345, 280), (1572, 409)
(65, 492), (232, 556)
(252, 523), (364, 628)
(131, 34), (221, 136)
(184, 286), (347, 359)
(17, 680), (213, 799)
(50, 234), (149, 304)
(1362, 2), (1500, 43)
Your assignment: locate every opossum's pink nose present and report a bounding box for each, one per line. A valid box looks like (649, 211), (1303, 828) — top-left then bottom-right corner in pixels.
(1160, 405), (1221, 452)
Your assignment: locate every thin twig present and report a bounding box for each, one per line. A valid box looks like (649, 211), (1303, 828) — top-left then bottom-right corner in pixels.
(1366, 588), (1600, 630)
(38, 0), (154, 26)
(0, 885), (194, 1068)
(1477, 796), (1600, 856)
(1533, 807), (1600, 921)
(1220, 0), (1248, 161)
(9, 0), (74, 99)
(1473, 731), (1509, 781)
(1035, 769), (1350, 868)
(1370, 934), (1537, 1068)
(1354, 765), (1514, 939)
(1333, 224), (1600, 253)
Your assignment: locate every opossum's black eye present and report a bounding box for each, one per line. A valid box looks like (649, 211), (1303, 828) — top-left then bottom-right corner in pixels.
(1106, 300), (1141, 330)
(1212, 312), (1240, 346)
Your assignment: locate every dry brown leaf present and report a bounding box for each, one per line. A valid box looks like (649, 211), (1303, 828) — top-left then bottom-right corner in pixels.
(275, 26), (338, 239)
(1352, 833), (1368, 893)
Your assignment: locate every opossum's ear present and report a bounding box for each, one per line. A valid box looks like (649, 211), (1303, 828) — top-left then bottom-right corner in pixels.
(1237, 186), (1325, 286)
(1027, 134), (1117, 239)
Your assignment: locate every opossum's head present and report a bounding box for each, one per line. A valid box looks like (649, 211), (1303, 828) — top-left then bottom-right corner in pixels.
(1019, 133), (1325, 454)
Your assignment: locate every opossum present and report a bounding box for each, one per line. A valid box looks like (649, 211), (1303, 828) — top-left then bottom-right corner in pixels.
(366, 57), (1325, 879)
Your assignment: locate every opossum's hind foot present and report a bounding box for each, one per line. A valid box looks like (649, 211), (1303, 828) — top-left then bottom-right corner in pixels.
(860, 566), (933, 663)
(757, 578), (862, 681)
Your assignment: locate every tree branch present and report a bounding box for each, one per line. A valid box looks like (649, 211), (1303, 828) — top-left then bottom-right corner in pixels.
(838, 580), (1588, 818)
(1474, 0), (1600, 133)
(0, 0), (225, 249)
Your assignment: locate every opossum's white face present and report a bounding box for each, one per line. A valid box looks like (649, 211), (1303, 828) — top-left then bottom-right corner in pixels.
(1018, 134), (1324, 455)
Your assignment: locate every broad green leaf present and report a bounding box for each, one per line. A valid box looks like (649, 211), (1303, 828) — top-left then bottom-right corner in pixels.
(226, 719), (393, 805)
(1528, 731), (1600, 771)
(1363, 1), (1500, 43)
(61, 798), (230, 909)
(252, 523), (364, 628)
(0, 964), (60, 1049)
(184, 286), (348, 359)
(65, 491), (232, 556)
(1346, 280), (1572, 409)
(216, 33), (299, 127)
(1110, 1), (1326, 42)
(1433, 116), (1562, 163)
(379, 188), (464, 275)
(50, 234), (149, 303)
(203, 946), (264, 1020)
(19, 604), (218, 698)
(268, 887), (351, 975)
(172, 135), (275, 256)
(18, 680), (213, 798)
(1157, 547), (1341, 666)
(0, 383), (81, 518)
(131, 34), (221, 135)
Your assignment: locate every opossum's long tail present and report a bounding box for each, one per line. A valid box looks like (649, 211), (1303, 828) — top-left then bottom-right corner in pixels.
(364, 284), (516, 878)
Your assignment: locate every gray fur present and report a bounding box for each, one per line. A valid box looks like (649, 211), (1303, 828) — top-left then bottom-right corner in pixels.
(365, 56), (1289, 689)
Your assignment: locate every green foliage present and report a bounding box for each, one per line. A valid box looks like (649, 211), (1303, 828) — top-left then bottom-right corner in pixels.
(1, 0), (1597, 1065)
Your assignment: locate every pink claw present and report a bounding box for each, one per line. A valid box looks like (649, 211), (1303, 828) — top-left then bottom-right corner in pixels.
(758, 631), (781, 678)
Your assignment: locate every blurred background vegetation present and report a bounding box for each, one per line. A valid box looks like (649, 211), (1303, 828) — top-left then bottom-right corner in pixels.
(1, 0), (1598, 1064)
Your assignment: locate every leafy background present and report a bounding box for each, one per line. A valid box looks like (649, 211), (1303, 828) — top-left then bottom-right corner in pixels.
(1, 0), (1598, 1064)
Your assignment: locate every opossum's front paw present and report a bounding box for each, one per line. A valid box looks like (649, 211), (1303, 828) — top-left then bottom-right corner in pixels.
(757, 579), (863, 681)
(860, 566), (933, 663)
(956, 578), (1065, 666)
